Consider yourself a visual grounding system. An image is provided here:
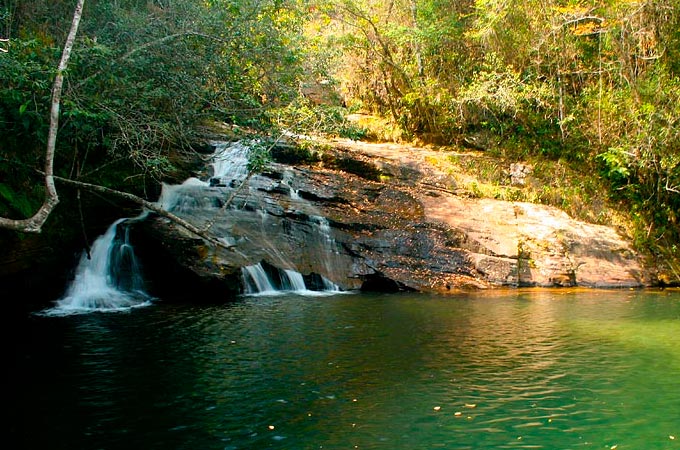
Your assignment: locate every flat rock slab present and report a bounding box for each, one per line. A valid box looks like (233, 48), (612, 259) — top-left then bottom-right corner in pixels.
(421, 195), (644, 288)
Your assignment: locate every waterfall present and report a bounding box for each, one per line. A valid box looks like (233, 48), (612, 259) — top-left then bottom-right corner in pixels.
(308, 215), (345, 283)
(45, 218), (151, 315)
(283, 270), (307, 291)
(242, 263), (277, 294)
(157, 141), (252, 216)
(211, 141), (251, 182)
(207, 142), (346, 296)
(47, 140), (345, 315)
(241, 263), (342, 296)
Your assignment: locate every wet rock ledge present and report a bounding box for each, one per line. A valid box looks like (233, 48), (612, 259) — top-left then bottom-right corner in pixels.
(134, 140), (649, 296)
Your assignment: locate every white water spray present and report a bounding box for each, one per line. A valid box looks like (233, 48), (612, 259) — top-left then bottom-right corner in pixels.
(241, 263), (342, 296)
(46, 217), (151, 315)
(48, 141), (344, 314)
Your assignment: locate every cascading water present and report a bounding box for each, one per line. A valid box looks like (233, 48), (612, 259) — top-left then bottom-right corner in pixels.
(46, 217), (151, 315)
(241, 263), (278, 294)
(191, 141), (345, 296)
(283, 270), (307, 291)
(157, 141), (252, 214)
(46, 140), (345, 314)
(241, 263), (341, 296)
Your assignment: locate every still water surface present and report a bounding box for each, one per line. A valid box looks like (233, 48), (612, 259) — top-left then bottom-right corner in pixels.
(14, 290), (680, 449)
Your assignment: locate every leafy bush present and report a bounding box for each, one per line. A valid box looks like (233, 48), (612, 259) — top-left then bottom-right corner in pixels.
(270, 98), (368, 139)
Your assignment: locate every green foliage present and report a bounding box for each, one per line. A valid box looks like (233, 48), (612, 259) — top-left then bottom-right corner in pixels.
(270, 98), (368, 139)
(245, 139), (273, 174)
(0, 182), (42, 218)
(2, 0), (679, 273)
(306, 0), (679, 272)
(0, 0), (308, 216)
(597, 147), (631, 185)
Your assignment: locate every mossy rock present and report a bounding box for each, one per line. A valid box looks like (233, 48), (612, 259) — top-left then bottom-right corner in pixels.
(270, 143), (321, 165)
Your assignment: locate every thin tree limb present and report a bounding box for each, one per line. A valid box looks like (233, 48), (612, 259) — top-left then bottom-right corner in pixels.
(77, 31), (230, 88)
(201, 173), (253, 234)
(560, 15), (605, 28)
(53, 176), (235, 250)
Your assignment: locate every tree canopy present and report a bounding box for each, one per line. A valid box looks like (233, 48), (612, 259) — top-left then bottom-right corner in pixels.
(1, 0), (679, 275)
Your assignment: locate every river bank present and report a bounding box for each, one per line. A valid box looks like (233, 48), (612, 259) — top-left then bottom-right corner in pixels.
(1, 136), (674, 312)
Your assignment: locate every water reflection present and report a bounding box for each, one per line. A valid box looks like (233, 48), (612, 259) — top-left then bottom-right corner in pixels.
(14, 290), (680, 450)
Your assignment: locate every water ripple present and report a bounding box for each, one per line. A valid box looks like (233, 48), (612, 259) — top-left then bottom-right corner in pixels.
(16, 291), (680, 450)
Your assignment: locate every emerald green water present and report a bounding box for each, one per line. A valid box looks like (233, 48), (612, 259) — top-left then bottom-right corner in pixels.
(13, 290), (680, 449)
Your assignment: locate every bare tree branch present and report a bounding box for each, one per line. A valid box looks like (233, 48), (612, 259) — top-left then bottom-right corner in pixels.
(77, 31), (230, 88)
(665, 179), (680, 194)
(0, 0), (85, 233)
(560, 15), (605, 28)
(53, 176), (235, 250)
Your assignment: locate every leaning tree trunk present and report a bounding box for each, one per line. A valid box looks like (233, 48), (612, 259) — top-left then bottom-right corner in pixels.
(0, 0), (86, 233)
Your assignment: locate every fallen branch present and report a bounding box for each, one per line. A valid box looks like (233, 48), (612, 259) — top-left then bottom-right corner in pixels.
(54, 176), (235, 250)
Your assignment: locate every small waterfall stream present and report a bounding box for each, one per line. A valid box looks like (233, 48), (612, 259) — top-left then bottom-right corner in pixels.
(47, 141), (345, 314)
(241, 263), (340, 296)
(46, 217), (152, 315)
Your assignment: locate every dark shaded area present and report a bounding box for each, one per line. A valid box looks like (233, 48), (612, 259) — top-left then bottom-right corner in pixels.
(360, 272), (417, 293)
(322, 150), (383, 181)
(130, 218), (243, 302)
(270, 143), (321, 165)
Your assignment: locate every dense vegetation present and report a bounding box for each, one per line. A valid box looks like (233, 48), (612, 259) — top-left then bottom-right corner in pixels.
(1, 0), (679, 279)
(1, 0), (307, 217)
(311, 0), (680, 277)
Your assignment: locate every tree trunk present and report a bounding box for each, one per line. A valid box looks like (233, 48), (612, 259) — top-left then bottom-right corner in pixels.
(0, 0), (86, 233)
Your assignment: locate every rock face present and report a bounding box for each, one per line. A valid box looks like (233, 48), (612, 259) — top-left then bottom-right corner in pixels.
(135, 140), (648, 295)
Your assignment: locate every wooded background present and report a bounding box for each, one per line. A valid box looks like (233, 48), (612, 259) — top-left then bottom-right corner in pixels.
(1, 0), (678, 271)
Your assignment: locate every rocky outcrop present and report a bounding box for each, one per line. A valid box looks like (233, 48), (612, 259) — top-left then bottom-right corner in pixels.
(135, 140), (649, 295)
